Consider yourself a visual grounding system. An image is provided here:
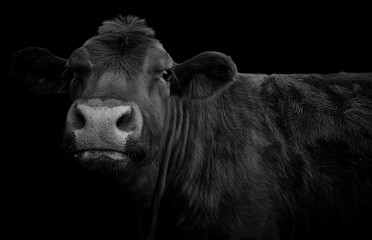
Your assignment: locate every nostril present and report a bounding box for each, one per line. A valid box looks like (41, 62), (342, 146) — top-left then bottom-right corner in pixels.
(74, 106), (86, 130)
(116, 110), (133, 131)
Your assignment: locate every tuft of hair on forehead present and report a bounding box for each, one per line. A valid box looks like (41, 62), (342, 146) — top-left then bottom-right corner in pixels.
(97, 15), (156, 52)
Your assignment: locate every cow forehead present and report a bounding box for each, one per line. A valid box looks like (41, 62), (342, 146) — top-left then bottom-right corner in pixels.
(77, 45), (172, 99)
(68, 15), (175, 82)
(69, 40), (172, 75)
(87, 44), (172, 80)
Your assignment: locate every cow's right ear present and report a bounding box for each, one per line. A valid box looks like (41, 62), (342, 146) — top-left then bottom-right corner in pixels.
(10, 47), (72, 94)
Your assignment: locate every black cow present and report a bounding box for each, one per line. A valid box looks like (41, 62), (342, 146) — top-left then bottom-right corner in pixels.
(10, 15), (372, 240)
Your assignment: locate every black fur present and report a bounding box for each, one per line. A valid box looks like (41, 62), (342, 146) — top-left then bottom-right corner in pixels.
(160, 71), (372, 240)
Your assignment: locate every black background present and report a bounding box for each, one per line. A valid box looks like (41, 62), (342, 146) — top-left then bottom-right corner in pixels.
(4, 2), (371, 239)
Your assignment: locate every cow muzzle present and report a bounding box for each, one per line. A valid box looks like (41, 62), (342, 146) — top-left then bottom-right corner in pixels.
(63, 98), (145, 174)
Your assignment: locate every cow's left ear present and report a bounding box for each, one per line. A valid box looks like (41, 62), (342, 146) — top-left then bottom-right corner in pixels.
(10, 47), (71, 94)
(170, 51), (237, 99)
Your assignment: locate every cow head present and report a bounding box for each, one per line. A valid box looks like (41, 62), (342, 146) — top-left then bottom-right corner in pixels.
(10, 15), (237, 180)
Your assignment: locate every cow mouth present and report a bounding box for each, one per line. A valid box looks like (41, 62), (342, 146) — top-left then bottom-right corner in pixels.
(61, 133), (150, 176)
(74, 150), (128, 161)
(72, 149), (146, 176)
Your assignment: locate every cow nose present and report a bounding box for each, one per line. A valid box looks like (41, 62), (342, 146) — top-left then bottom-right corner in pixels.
(74, 104), (133, 131)
(65, 99), (143, 150)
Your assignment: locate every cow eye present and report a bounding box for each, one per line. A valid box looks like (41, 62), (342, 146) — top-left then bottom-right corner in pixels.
(162, 69), (172, 82)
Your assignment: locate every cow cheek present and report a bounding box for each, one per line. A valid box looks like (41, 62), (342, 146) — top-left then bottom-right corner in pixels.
(144, 90), (168, 141)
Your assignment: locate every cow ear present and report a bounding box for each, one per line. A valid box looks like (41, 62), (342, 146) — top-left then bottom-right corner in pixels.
(170, 51), (237, 99)
(10, 47), (72, 94)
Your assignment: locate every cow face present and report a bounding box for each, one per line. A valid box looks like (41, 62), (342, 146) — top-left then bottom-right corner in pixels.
(10, 15), (237, 178)
(63, 43), (173, 176)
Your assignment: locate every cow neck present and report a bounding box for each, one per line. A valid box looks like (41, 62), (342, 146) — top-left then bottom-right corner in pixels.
(147, 97), (189, 240)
